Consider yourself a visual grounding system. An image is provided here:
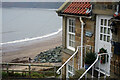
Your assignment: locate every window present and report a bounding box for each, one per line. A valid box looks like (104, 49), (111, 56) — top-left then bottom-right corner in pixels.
(67, 18), (75, 51)
(100, 18), (111, 42)
(67, 64), (74, 78)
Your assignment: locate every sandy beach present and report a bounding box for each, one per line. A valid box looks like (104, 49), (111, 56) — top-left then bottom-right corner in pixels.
(2, 32), (62, 63)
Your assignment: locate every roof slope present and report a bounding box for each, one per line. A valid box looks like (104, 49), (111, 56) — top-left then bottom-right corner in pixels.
(57, 0), (92, 16)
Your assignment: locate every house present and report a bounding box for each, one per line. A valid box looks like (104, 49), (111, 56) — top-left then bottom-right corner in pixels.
(56, 0), (120, 79)
(110, 2), (120, 77)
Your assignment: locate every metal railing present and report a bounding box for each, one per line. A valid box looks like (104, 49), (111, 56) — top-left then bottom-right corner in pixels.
(56, 45), (92, 74)
(78, 53), (111, 80)
(56, 46), (81, 74)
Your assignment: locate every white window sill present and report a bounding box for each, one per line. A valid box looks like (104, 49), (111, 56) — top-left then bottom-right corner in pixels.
(67, 46), (75, 52)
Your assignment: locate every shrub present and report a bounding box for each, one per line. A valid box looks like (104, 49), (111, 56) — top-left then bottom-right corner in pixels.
(85, 52), (96, 65)
(14, 73), (21, 77)
(2, 72), (8, 78)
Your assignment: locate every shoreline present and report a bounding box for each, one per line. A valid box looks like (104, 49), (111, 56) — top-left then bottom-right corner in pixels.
(2, 31), (62, 63)
(1, 28), (62, 45)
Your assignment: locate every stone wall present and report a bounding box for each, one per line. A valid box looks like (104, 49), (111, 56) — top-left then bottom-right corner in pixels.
(111, 22), (120, 76)
(84, 18), (95, 52)
(62, 16), (67, 49)
(92, 2), (116, 15)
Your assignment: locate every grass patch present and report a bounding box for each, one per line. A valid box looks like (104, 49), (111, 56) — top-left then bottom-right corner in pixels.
(31, 72), (44, 78)
(2, 72), (8, 78)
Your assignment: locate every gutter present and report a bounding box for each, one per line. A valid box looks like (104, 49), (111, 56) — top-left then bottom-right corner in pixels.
(58, 13), (92, 18)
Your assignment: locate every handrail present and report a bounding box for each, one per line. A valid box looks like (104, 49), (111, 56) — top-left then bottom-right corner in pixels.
(56, 46), (81, 74)
(56, 45), (92, 74)
(78, 53), (110, 80)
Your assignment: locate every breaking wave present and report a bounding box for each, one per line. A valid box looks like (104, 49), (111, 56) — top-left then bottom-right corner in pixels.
(1, 28), (62, 45)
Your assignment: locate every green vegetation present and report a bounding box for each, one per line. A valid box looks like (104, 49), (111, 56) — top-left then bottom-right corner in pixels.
(2, 67), (60, 79)
(98, 48), (109, 64)
(85, 52), (96, 65)
(2, 71), (23, 78)
(29, 72), (44, 78)
(2, 72), (8, 78)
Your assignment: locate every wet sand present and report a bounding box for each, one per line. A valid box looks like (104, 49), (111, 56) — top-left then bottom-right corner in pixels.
(2, 32), (62, 63)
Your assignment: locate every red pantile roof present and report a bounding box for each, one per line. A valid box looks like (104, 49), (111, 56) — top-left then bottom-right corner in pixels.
(63, 0), (91, 16)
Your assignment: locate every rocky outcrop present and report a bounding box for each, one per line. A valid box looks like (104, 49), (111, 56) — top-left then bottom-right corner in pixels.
(34, 46), (62, 63)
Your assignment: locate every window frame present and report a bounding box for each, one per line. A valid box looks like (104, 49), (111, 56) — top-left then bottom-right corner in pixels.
(67, 18), (76, 51)
(99, 18), (111, 43)
(66, 64), (74, 78)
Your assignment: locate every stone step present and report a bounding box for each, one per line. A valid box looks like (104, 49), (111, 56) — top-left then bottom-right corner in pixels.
(71, 68), (119, 80)
(70, 68), (85, 79)
(109, 72), (120, 79)
(87, 69), (120, 80)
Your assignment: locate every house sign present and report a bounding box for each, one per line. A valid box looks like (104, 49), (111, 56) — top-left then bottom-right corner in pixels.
(85, 31), (93, 37)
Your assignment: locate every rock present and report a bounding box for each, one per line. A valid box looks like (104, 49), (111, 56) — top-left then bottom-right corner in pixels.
(54, 55), (58, 58)
(57, 54), (61, 56)
(34, 46), (62, 63)
(58, 58), (62, 62)
(40, 59), (47, 63)
(49, 58), (55, 63)
(56, 59), (60, 62)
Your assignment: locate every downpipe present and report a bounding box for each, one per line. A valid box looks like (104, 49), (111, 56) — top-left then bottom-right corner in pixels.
(79, 17), (85, 69)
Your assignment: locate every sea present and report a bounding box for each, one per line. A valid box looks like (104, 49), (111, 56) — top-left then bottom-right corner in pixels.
(1, 2), (63, 45)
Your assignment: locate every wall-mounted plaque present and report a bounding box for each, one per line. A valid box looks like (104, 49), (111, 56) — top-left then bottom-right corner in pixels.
(85, 31), (93, 37)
